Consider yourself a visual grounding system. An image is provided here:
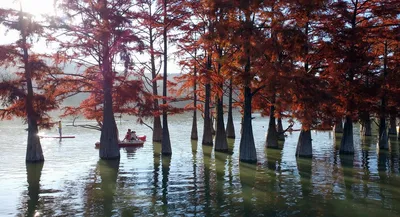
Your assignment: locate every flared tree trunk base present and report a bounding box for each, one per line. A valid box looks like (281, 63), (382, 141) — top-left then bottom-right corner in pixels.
(296, 130), (312, 158)
(340, 117), (354, 154)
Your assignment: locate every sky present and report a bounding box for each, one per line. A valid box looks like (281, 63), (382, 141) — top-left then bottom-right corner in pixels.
(1, 0), (181, 75)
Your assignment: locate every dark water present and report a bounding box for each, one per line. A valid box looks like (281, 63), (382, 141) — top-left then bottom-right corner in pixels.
(0, 113), (399, 216)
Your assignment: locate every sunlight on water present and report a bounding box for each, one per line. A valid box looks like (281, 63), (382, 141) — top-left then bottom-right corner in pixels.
(0, 114), (399, 216)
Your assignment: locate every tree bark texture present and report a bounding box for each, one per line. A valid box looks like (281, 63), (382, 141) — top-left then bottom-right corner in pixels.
(239, 86), (257, 163)
(266, 106), (279, 149)
(340, 116), (354, 154)
(202, 56), (213, 146)
(226, 77), (235, 138)
(296, 129), (312, 158)
(215, 94), (228, 152)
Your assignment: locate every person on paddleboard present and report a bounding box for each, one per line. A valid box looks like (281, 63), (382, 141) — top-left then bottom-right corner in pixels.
(58, 121), (62, 138)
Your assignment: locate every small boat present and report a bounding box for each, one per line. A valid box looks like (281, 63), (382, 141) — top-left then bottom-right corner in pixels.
(95, 135), (146, 148)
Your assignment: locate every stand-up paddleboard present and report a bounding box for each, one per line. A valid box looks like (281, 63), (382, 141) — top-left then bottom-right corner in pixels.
(39, 135), (76, 138)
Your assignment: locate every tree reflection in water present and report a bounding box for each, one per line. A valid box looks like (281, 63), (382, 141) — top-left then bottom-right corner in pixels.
(161, 154), (171, 216)
(84, 159), (120, 217)
(24, 162), (44, 217)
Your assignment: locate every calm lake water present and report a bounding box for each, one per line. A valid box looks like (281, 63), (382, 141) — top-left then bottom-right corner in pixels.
(0, 112), (399, 217)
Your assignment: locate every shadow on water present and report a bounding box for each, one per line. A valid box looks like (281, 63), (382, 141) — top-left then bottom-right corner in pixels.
(24, 162), (44, 217)
(84, 159), (120, 217)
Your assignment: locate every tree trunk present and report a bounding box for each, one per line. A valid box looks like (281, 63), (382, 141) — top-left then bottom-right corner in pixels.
(334, 119), (343, 133)
(99, 1), (119, 160)
(202, 54), (213, 146)
(99, 77), (120, 159)
(161, 0), (171, 155)
(226, 77), (235, 138)
(360, 112), (372, 136)
(21, 15), (44, 162)
(266, 106), (279, 149)
(379, 41), (389, 150)
(150, 21), (162, 142)
(191, 110), (198, 140)
(277, 117), (285, 141)
(215, 94), (228, 152)
(191, 49), (198, 140)
(388, 115), (397, 135)
(240, 86), (257, 163)
(379, 116), (389, 149)
(339, 116), (354, 154)
(296, 129), (312, 158)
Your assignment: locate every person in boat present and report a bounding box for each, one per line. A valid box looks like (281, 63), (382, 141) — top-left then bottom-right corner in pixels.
(123, 129), (132, 141)
(131, 131), (138, 141)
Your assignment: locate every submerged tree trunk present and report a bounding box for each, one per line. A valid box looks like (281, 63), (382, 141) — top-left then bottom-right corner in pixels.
(334, 119), (343, 133)
(277, 117), (285, 141)
(191, 49), (198, 140)
(379, 116), (389, 149)
(339, 116), (354, 154)
(240, 86), (257, 163)
(296, 129), (312, 158)
(379, 41), (389, 150)
(100, 70), (120, 159)
(214, 50), (228, 152)
(161, 0), (171, 155)
(191, 110), (198, 140)
(266, 106), (279, 149)
(215, 95), (228, 152)
(202, 54), (213, 146)
(389, 115), (397, 135)
(360, 112), (372, 137)
(226, 77), (235, 138)
(21, 15), (44, 162)
(99, 2), (119, 160)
